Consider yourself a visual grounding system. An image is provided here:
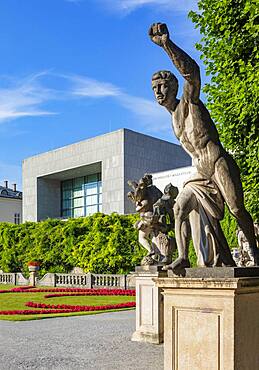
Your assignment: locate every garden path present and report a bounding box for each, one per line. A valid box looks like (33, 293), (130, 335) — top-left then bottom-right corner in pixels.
(0, 310), (163, 370)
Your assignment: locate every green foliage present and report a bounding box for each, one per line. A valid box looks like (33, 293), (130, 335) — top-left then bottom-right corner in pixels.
(220, 207), (238, 249)
(0, 214), (145, 276)
(189, 0), (259, 219)
(189, 241), (197, 267)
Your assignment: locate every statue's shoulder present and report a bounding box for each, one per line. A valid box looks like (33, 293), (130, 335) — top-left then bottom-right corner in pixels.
(173, 96), (190, 120)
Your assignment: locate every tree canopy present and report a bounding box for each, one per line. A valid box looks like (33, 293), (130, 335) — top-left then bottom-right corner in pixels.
(189, 0), (259, 219)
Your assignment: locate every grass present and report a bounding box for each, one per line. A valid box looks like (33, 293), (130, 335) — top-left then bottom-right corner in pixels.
(0, 285), (135, 321)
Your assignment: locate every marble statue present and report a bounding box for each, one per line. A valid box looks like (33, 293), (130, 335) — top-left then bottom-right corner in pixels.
(149, 22), (259, 271)
(127, 174), (177, 265)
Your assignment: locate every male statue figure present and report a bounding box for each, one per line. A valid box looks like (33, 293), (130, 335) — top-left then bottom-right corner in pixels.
(149, 22), (258, 269)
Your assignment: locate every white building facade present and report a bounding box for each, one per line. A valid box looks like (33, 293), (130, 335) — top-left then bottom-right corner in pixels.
(152, 166), (196, 193)
(0, 181), (22, 224)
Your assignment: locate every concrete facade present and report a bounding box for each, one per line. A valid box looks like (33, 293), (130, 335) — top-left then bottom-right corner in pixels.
(23, 128), (191, 222)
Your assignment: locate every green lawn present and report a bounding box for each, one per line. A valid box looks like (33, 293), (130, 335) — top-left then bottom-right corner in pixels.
(0, 285), (135, 321)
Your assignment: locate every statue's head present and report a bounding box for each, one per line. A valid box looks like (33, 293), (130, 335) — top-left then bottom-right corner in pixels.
(164, 183), (179, 200)
(138, 174), (152, 189)
(152, 70), (178, 107)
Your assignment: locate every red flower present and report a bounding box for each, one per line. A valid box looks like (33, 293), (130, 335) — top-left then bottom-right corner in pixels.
(27, 261), (41, 267)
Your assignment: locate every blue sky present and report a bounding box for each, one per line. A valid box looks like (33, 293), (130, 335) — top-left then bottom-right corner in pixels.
(0, 0), (204, 189)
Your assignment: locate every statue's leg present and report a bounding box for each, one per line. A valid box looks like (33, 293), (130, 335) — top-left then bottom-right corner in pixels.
(189, 210), (203, 265)
(190, 208), (235, 267)
(138, 229), (153, 255)
(214, 155), (258, 264)
(163, 188), (197, 271)
(151, 233), (163, 256)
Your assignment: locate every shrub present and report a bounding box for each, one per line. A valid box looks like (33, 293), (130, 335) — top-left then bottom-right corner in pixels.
(0, 213), (145, 276)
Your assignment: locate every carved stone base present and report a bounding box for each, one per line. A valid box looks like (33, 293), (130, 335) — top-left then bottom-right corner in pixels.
(168, 266), (259, 278)
(131, 266), (167, 344)
(155, 276), (259, 370)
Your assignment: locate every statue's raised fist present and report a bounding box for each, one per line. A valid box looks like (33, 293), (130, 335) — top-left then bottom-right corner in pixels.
(149, 23), (169, 47)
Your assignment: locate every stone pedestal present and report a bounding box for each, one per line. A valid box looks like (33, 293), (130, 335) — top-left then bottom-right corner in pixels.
(28, 265), (39, 287)
(131, 265), (167, 344)
(155, 269), (259, 370)
(29, 271), (37, 286)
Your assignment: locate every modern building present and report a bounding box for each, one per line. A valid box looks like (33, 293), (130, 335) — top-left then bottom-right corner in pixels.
(0, 181), (22, 224)
(22, 128), (191, 222)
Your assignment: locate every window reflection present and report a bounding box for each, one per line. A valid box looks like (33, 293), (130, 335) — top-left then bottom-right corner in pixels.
(61, 173), (102, 218)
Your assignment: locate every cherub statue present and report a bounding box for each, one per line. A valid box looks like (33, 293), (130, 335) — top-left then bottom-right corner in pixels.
(128, 174), (177, 265)
(236, 223), (259, 266)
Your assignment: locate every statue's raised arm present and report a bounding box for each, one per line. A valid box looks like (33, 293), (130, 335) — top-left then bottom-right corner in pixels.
(149, 23), (200, 103)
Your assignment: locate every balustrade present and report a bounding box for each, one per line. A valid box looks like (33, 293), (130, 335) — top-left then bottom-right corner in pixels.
(0, 273), (15, 284)
(0, 271), (131, 289)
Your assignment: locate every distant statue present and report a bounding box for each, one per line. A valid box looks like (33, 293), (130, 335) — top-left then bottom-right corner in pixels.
(149, 23), (258, 271)
(235, 223), (259, 266)
(128, 174), (177, 265)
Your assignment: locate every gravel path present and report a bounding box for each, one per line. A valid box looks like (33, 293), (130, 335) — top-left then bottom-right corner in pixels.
(0, 311), (163, 370)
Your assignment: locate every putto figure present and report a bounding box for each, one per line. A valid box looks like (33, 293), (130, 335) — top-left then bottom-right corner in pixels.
(149, 23), (258, 271)
(127, 174), (177, 266)
(235, 223), (259, 267)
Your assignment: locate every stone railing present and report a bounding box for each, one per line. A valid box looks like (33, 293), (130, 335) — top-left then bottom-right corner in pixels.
(52, 273), (128, 289)
(0, 272), (29, 285)
(0, 272), (16, 285)
(0, 271), (135, 289)
(53, 273), (92, 288)
(92, 274), (127, 289)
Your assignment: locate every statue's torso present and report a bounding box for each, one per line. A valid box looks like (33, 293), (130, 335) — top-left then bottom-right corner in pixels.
(172, 98), (224, 177)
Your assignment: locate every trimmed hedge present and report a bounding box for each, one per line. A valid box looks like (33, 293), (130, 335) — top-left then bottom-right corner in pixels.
(0, 213), (145, 276)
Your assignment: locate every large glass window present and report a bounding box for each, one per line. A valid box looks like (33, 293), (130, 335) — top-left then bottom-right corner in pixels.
(61, 173), (102, 218)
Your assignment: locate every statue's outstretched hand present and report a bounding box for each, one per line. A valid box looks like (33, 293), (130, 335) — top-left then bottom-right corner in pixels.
(149, 23), (169, 47)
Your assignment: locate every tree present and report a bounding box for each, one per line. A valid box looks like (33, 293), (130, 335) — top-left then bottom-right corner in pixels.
(189, 0), (259, 220)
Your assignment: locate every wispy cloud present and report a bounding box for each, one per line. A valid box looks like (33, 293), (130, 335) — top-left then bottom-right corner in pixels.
(70, 75), (121, 97)
(117, 93), (169, 132)
(0, 72), (56, 123)
(66, 74), (170, 132)
(96, 0), (197, 14)
(0, 71), (170, 133)
(65, 0), (198, 14)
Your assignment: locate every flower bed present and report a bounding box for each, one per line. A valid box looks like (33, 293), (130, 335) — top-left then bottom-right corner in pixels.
(3, 287), (135, 295)
(0, 286), (136, 316)
(10, 286), (36, 292)
(26, 301), (135, 311)
(0, 302), (135, 315)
